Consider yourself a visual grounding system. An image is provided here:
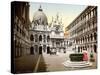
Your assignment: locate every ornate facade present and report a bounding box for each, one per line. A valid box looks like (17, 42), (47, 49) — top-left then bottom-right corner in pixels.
(30, 6), (66, 54)
(65, 6), (97, 58)
(12, 2), (31, 58)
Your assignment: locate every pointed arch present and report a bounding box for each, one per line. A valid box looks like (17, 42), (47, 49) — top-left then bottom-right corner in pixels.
(39, 35), (42, 41)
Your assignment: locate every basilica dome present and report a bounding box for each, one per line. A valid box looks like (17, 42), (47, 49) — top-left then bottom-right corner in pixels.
(33, 5), (48, 25)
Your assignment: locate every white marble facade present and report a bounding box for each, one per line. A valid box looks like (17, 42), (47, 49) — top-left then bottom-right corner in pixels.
(29, 5), (66, 54)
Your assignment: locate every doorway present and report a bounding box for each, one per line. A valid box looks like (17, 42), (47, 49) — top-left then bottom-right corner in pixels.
(39, 46), (42, 54)
(30, 47), (34, 54)
(47, 46), (50, 54)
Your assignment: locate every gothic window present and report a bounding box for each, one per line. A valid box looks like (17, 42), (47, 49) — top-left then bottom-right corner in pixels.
(83, 37), (84, 42)
(61, 41), (63, 47)
(88, 35), (90, 42)
(39, 35), (42, 41)
(30, 34), (34, 41)
(94, 33), (97, 40)
(94, 45), (97, 53)
(91, 34), (93, 41)
(78, 47), (80, 53)
(47, 35), (50, 42)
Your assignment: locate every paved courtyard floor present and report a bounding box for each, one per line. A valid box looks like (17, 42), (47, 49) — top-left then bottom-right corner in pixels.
(36, 51), (97, 72)
(15, 50), (97, 73)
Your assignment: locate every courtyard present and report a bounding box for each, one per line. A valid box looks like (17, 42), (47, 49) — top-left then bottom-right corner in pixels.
(15, 50), (97, 73)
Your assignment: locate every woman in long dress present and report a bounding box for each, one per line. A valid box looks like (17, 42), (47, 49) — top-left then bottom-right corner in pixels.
(83, 50), (88, 61)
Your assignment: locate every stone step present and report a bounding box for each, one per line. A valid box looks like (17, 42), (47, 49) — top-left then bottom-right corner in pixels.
(67, 61), (90, 64)
(63, 63), (91, 66)
(62, 60), (92, 68)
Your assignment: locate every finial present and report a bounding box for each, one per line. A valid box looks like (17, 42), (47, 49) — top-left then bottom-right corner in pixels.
(40, 5), (41, 8)
(52, 16), (54, 22)
(38, 5), (43, 11)
(56, 12), (59, 21)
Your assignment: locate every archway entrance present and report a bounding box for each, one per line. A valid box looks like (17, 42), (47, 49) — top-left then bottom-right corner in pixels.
(30, 47), (34, 54)
(39, 46), (42, 54)
(47, 46), (50, 54)
(39, 35), (42, 42)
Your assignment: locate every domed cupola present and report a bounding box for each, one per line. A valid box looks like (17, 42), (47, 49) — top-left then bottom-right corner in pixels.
(33, 5), (48, 25)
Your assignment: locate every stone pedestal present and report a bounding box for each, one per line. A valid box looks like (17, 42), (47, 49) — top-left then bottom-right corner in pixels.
(62, 60), (92, 68)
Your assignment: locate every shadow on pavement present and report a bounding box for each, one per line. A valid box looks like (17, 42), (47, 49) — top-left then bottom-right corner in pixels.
(14, 54), (39, 74)
(36, 54), (48, 72)
(14, 54), (48, 74)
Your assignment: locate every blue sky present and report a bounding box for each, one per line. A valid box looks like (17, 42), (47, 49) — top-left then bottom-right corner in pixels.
(29, 2), (87, 31)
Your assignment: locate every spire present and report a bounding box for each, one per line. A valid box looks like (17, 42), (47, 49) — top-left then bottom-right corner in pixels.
(52, 16), (54, 22)
(38, 5), (43, 11)
(60, 18), (62, 24)
(56, 12), (59, 21)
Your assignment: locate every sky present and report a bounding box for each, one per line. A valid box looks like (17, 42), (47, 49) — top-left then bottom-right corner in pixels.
(29, 2), (87, 31)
